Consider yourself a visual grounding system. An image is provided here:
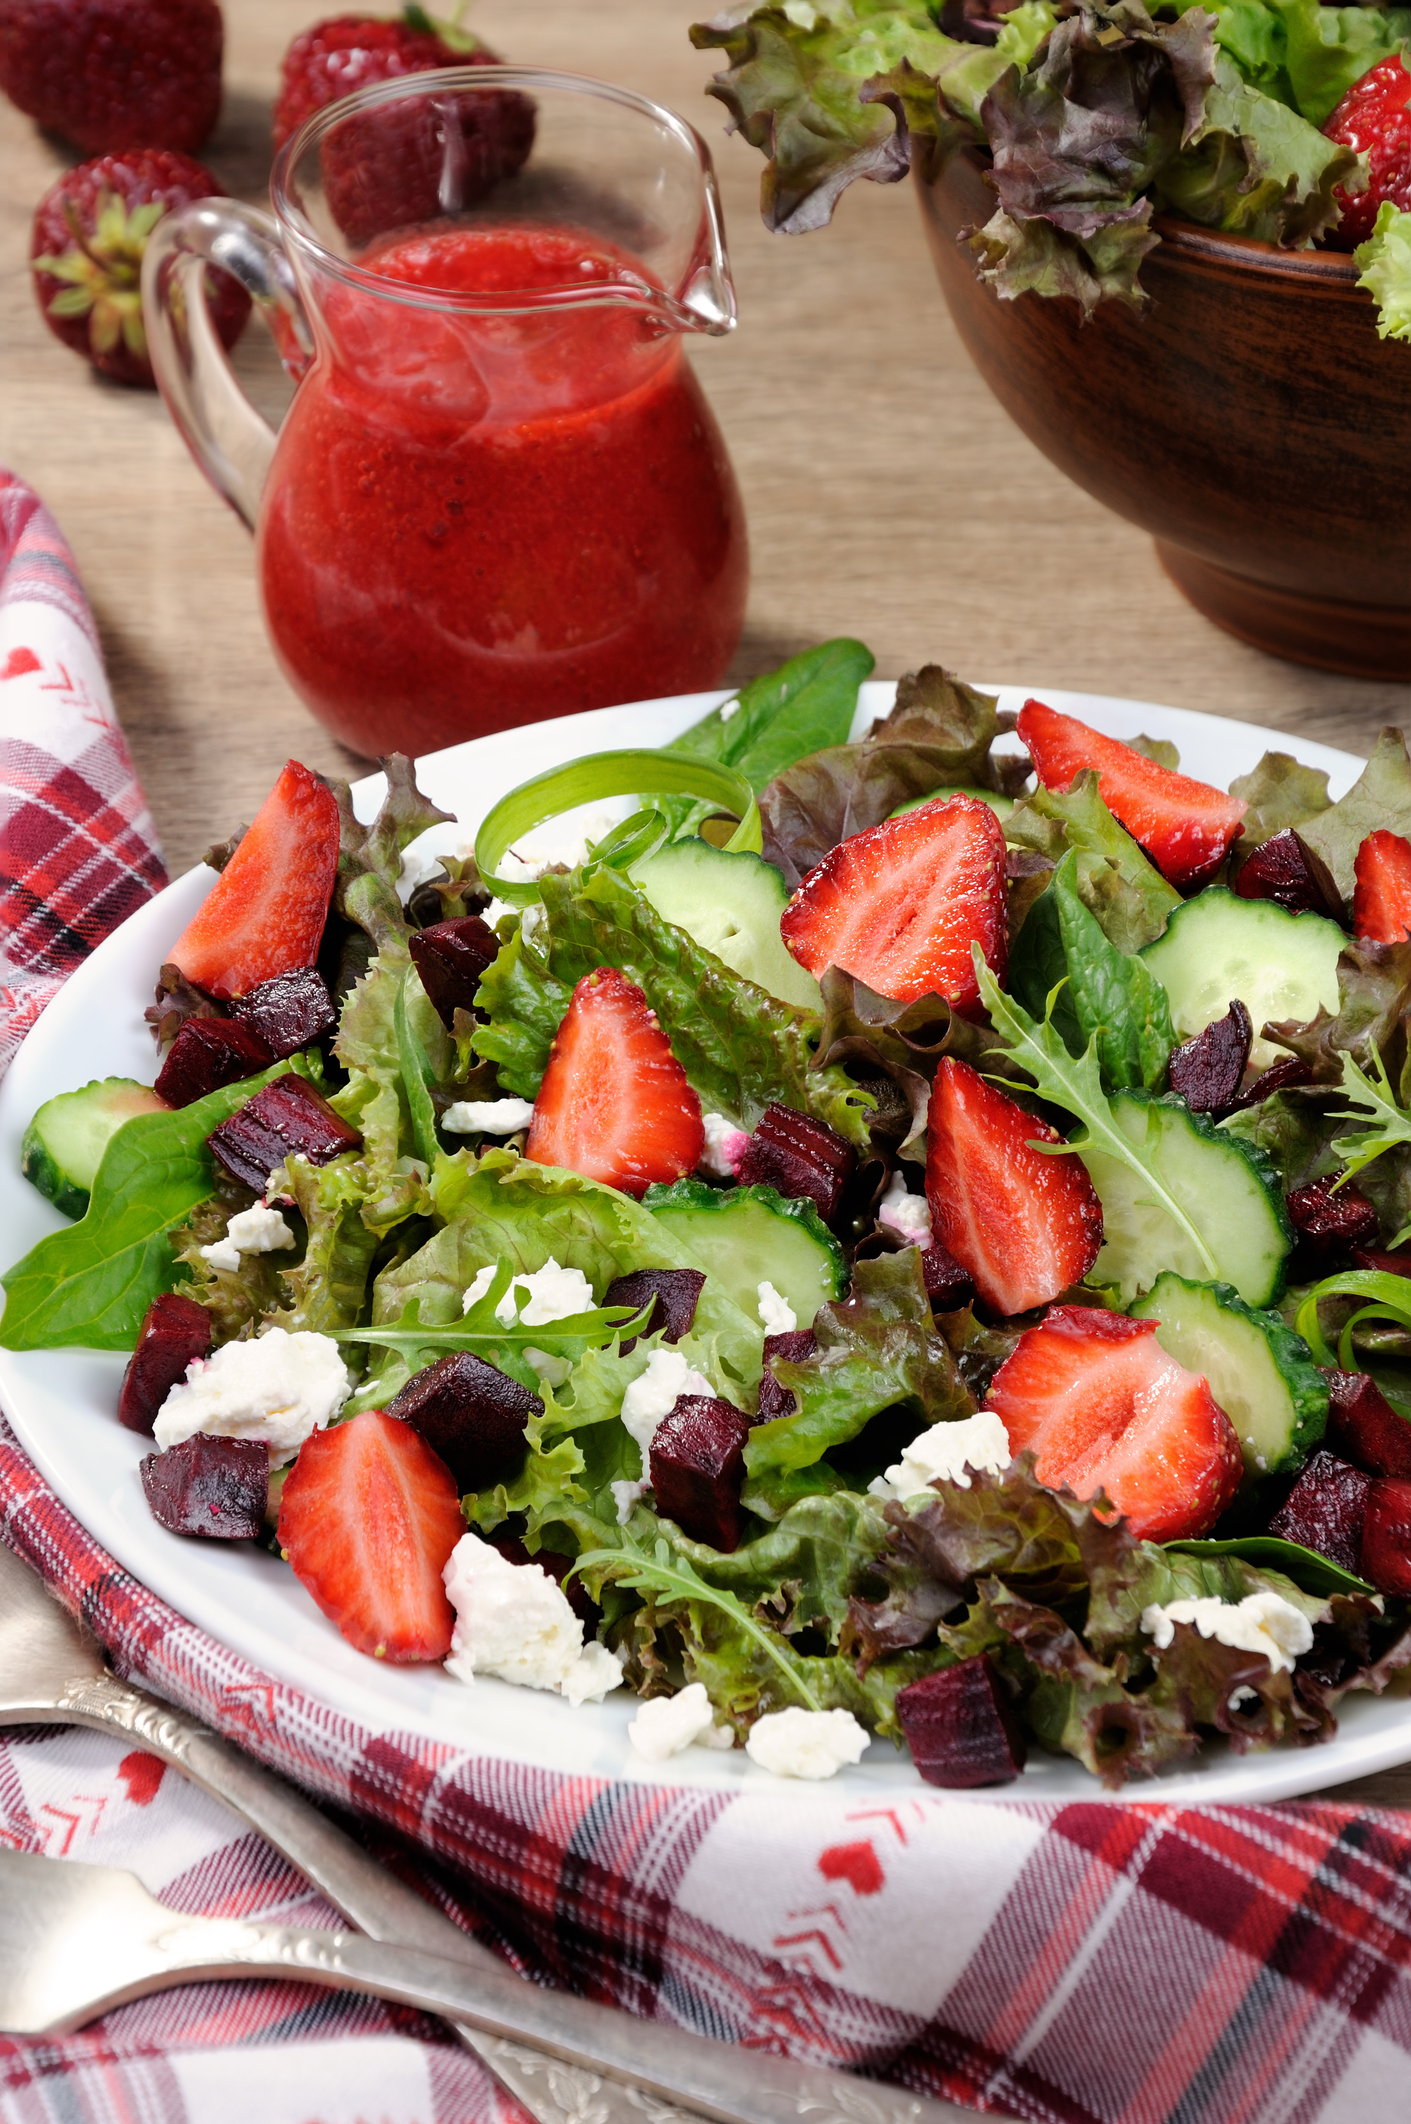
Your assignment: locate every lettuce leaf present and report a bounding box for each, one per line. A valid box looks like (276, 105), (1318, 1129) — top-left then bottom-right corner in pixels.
(469, 923), (571, 1100)
(1266, 938), (1411, 1094)
(326, 752), (454, 951)
(1357, 202), (1411, 345)
(1181, 0), (1411, 128)
(1229, 748), (1331, 848)
(1155, 48), (1361, 244)
(1003, 770), (1181, 948)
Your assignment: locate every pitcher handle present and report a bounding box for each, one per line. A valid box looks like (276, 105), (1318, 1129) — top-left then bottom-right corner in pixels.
(142, 198), (314, 530)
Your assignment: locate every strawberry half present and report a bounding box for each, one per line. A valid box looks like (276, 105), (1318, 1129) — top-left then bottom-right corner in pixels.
(526, 968), (704, 1198)
(169, 761), (341, 1001)
(985, 1306), (1243, 1542)
(779, 795), (1007, 1011)
(925, 1057), (1103, 1316)
(1017, 700), (1246, 892)
(277, 1410), (464, 1661)
(1352, 829), (1411, 944)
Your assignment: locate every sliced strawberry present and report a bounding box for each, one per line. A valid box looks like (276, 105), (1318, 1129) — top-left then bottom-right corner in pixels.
(277, 1410), (463, 1662)
(1352, 829), (1411, 944)
(985, 1306), (1242, 1542)
(925, 1057), (1103, 1315)
(170, 761), (341, 1002)
(1016, 700), (1246, 892)
(526, 967), (703, 1198)
(779, 795), (1007, 1011)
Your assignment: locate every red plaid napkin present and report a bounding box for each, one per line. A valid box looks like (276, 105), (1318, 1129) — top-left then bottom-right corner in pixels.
(3, 470), (1411, 2124)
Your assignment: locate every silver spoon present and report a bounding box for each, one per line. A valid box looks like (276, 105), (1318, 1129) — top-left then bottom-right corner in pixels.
(0, 1546), (994, 2124)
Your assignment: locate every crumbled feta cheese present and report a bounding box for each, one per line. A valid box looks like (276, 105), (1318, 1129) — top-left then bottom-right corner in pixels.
(443, 1536), (622, 1704)
(876, 1171), (933, 1249)
(745, 1707), (869, 1780)
(397, 845), (445, 903)
(441, 1097), (536, 1136)
(495, 1258), (595, 1328)
(757, 1281), (797, 1336)
(463, 1263), (497, 1313)
(154, 1328), (349, 1464)
(869, 1410), (1012, 1501)
(520, 904), (545, 947)
(629, 1683), (719, 1761)
(524, 1348), (572, 1388)
(611, 1477), (645, 1525)
(699, 1111), (749, 1180)
(483, 898), (515, 929)
(199, 1201), (296, 1275)
(1141, 1590), (1314, 1674)
(718, 695), (741, 722)
(620, 1348), (714, 1463)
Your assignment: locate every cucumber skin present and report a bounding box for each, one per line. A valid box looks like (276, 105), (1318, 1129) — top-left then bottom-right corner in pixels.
(22, 1077), (166, 1221)
(642, 1178), (848, 1300)
(1132, 1270), (1328, 1476)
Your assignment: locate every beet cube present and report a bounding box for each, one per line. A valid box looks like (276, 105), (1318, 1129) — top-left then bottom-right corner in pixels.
(920, 1241), (975, 1311)
(118, 1292), (212, 1435)
(1234, 829), (1344, 920)
(409, 916), (501, 1028)
(756, 1329), (818, 1423)
(1361, 1478), (1411, 1595)
(207, 1074), (362, 1192)
(1268, 1449), (1371, 1573)
(230, 968), (337, 1058)
(650, 1394), (751, 1551)
(140, 1433), (269, 1540)
(155, 1018), (272, 1107)
(1285, 1176), (1380, 1274)
(491, 1533), (599, 1628)
(736, 1103), (856, 1227)
(1351, 1248), (1411, 1279)
(1325, 1370), (1411, 1481)
(896, 1654), (1027, 1787)
(1168, 1001), (1251, 1117)
(603, 1268), (705, 1353)
(386, 1352), (540, 1492)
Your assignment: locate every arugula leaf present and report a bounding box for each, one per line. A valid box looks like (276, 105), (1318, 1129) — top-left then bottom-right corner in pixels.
(0, 1060), (313, 1350)
(1229, 749), (1331, 848)
(668, 639), (875, 794)
(1297, 729), (1411, 902)
(1329, 1048), (1411, 1223)
(1357, 202), (1411, 345)
(1004, 770), (1181, 944)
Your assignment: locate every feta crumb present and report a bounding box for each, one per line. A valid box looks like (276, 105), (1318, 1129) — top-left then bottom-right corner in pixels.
(442, 1097), (536, 1136)
(745, 1707), (869, 1780)
(397, 845), (445, 904)
(483, 898), (515, 928)
(629, 1682), (718, 1761)
(495, 1258), (596, 1328)
(876, 1171), (933, 1249)
(199, 1201), (297, 1275)
(1230, 1685), (1257, 1709)
(869, 1410), (1012, 1501)
(154, 1328), (349, 1464)
(611, 1477), (646, 1525)
(757, 1281), (797, 1336)
(463, 1263), (497, 1313)
(718, 695), (742, 723)
(443, 1536), (622, 1703)
(1141, 1590), (1314, 1675)
(699, 1111), (749, 1180)
(700, 1720), (735, 1749)
(620, 1348), (714, 1464)
(524, 1348), (572, 1388)
(520, 904), (545, 947)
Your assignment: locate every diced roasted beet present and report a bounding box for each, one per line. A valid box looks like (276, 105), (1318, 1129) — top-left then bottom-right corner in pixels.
(1285, 1176), (1381, 1272)
(491, 1533), (599, 1628)
(1361, 1478), (1411, 1595)
(386, 1352), (540, 1492)
(408, 916), (501, 1028)
(1351, 1248), (1411, 1279)
(1236, 1055), (1317, 1107)
(117, 1292), (212, 1435)
(650, 1394), (751, 1551)
(604, 1268), (706, 1354)
(154, 1017), (272, 1107)
(230, 967), (337, 1059)
(896, 1654), (1027, 1788)
(1268, 1449), (1371, 1574)
(207, 1074), (363, 1192)
(920, 1240), (976, 1310)
(1167, 1000), (1252, 1117)
(1234, 829), (1345, 920)
(140, 1433), (269, 1540)
(756, 1329), (819, 1423)
(1325, 1370), (1411, 1480)
(736, 1102), (857, 1227)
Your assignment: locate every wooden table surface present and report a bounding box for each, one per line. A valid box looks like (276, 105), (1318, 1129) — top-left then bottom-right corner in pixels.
(1, 0), (1409, 1807)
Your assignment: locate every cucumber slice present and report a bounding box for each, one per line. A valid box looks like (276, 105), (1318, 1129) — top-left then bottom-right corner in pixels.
(22, 1076), (167, 1219)
(1081, 1092), (1292, 1307)
(630, 839), (821, 1012)
(643, 1177), (846, 1331)
(1131, 1271), (1327, 1476)
(889, 786), (1014, 822)
(1139, 887), (1342, 1072)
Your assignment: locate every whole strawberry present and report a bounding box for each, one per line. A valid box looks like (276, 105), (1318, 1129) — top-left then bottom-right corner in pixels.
(0, 0), (222, 156)
(1324, 52), (1411, 251)
(273, 9), (534, 250)
(31, 148), (249, 386)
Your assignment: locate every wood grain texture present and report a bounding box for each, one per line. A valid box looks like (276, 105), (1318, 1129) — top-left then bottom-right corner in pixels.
(1, 0), (1409, 1806)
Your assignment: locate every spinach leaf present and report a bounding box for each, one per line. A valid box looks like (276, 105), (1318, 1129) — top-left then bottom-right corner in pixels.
(1053, 853), (1174, 1091)
(1165, 1535), (1373, 1599)
(669, 638), (875, 794)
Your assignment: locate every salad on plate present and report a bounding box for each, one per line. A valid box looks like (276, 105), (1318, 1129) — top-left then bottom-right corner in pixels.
(9, 643), (1411, 1791)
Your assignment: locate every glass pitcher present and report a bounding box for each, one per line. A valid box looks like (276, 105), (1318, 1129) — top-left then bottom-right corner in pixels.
(142, 68), (749, 758)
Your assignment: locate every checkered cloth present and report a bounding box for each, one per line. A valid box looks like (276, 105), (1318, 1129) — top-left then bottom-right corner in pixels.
(4, 472), (1411, 2124)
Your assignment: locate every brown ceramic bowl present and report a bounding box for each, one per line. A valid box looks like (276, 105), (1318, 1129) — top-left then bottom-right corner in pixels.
(917, 148), (1410, 682)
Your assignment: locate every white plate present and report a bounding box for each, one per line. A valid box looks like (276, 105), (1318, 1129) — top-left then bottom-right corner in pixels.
(0, 683), (1389, 1807)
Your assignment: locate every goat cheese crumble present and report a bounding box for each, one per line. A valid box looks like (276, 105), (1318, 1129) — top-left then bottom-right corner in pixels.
(199, 1201), (296, 1275)
(745, 1707), (870, 1780)
(441, 1097), (536, 1136)
(462, 1258), (595, 1325)
(628, 1683), (730, 1761)
(757, 1280), (797, 1336)
(870, 1410), (1012, 1501)
(154, 1327), (349, 1463)
(619, 1348), (714, 1461)
(699, 1111), (749, 1179)
(876, 1171), (933, 1249)
(1141, 1590), (1314, 1674)
(443, 1536), (623, 1702)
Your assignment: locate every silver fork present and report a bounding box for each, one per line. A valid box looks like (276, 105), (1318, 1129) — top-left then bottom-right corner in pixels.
(0, 1546), (995, 2124)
